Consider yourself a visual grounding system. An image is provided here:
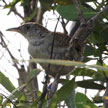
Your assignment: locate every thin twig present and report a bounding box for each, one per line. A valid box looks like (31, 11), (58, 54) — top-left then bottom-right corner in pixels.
(73, 0), (85, 23)
(49, 16), (60, 60)
(11, 7), (24, 20)
(91, 5), (108, 21)
(81, 5), (108, 43)
(60, 18), (68, 34)
(46, 74), (60, 108)
(45, 16), (60, 107)
(2, 0), (7, 5)
(0, 32), (19, 70)
(0, 31), (29, 100)
(0, 93), (17, 108)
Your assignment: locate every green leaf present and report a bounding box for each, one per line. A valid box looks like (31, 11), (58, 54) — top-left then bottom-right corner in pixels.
(14, 93), (30, 108)
(11, 84), (26, 99)
(26, 58), (108, 73)
(27, 69), (41, 82)
(17, 59), (108, 77)
(0, 95), (3, 105)
(100, 26), (108, 43)
(21, 0), (30, 6)
(54, 0), (95, 5)
(94, 45), (106, 57)
(72, 68), (96, 77)
(40, 0), (53, 4)
(24, 4), (37, 22)
(89, 33), (99, 44)
(84, 45), (96, 56)
(65, 90), (75, 108)
(81, 6), (97, 19)
(72, 67), (105, 80)
(77, 80), (105, 90)
(49, 78), (76, 107)
(40, 0), (54, 10)
(4, 0), (19, 9)
(57, 5), (97, 20)
(60, 78), (105, 90)
(16, 103), (30, 108)
(10, 0), (19, 6)
(17, 93), (27, 103)
(93, 96), (103, 103)
(82, 57), (92, 62)
(90, 21), (108, 45)
(26, 69), (41, 92)
(57, 5), (78, 20)
(75, 92), (98, 108)
(3, 84), (26, 107)
(30, 97), (41, 108)
(30, 91), (41, 108)
(0, 72), (15, 92)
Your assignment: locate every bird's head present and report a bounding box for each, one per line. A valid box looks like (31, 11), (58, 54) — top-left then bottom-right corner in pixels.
(7, 22), (48, 39)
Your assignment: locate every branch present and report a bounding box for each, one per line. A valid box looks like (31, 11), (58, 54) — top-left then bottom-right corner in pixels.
(11, 7), (24, 20)
(0, 93), (17, 108)
(91, 5), (108, 21)
(66, 5), (108, 61)
(60, 18), (68, 34)
(2, 0), (7, 5)
(46, 74), (60, 108)
(82, 5), (108, 42)
(0, 31), (19, 70)
(0, 31), (29, 100)
(73, 0), (85, 23)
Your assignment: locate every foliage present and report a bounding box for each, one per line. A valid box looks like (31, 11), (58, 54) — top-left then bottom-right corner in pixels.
(57, 5), (97, 20)
(0, 0), (108, 108)
(75, 92), (98, 108)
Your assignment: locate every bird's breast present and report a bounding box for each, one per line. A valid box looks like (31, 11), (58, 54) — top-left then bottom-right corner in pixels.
(28, 39), (48, 58)
(28, 37), (68, 60)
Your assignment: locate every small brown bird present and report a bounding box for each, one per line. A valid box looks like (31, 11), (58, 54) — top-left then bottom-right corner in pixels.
(7, 22), (77, 76)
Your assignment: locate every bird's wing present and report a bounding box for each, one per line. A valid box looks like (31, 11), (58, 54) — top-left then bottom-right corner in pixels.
(53, 32), (71, 47)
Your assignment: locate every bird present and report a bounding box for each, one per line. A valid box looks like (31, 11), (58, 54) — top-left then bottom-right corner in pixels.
(7, 22), (79, 76)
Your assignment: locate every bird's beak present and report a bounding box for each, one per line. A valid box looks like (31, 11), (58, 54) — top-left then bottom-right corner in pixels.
(7, 27), (21, 33)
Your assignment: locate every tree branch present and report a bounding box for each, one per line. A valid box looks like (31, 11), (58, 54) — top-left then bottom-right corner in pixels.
(46, 74), (60, 108)
(73, 0), (85, 23)
(0, 93), (17, 108)
(91, 5), (108, 21)
(0, 31), (19, 70)
(66, 4), (108, 62)
(11, 7), (24, 20)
